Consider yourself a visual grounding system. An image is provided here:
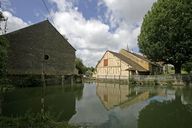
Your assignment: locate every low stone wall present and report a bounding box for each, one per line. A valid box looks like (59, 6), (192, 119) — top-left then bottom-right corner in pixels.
(7, 74), (82, 87)
(96, 75), (129, 80)
(96, 78), (129, 84)
(96, 75), (192, 86)
(95, 75), (129, 84)
(132, 75), (192, 86)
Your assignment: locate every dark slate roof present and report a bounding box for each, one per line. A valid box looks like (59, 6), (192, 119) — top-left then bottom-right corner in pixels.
(109, 51), (148, 72)
(4, 20), (76, 51)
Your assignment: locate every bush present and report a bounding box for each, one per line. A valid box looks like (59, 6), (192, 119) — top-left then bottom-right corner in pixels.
(0, 36), (9, 84)
(129, 77), (137, 86)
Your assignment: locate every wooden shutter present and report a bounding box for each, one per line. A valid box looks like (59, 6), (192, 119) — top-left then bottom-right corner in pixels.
(104, 59), (108, 66)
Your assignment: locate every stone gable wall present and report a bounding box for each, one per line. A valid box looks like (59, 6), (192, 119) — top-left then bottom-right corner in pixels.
(5, 21), (75, 75)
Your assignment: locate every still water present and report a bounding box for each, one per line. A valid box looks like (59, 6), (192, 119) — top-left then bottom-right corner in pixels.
(1, 83), (192, 128)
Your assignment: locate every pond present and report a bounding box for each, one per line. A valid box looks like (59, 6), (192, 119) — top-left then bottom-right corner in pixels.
(1, 83), (192, 128)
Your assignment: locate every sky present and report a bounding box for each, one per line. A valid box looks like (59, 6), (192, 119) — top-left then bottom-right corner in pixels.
(0, 0), (156, 67)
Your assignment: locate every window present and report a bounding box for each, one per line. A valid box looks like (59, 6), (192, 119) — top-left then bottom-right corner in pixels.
(44, 55), (49, 60)
(104, 59), (108, 66)
(104, 94), (108, 102)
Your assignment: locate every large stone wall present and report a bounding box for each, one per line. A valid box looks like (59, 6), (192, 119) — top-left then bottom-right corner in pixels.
(5, 21), (75, 75)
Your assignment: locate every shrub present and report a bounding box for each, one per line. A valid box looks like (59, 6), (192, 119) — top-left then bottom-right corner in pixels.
(0, 37), (9, 84)
(129, 77), (137, 86)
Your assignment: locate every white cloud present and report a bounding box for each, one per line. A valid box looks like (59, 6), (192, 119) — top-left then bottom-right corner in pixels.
(1, 0), (156, 67)
(101, 0), (156, 24)
(2, 11), (28, 34)
(0, 0), (15, 13)
(50, 0), (148, 67)
(52, 9), (117, 66)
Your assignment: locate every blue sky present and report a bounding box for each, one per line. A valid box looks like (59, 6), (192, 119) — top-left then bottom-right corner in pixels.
(1, 0), (156, 66)
(6, 0), (48, 23)
(6, 0), (107, 25)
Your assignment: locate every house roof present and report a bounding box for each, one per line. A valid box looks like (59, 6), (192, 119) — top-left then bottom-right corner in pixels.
(109, 51), (148, 72)
(3, 20), (76, 51)
(121, 49), (161, 67)
(121, 49), (150, 62)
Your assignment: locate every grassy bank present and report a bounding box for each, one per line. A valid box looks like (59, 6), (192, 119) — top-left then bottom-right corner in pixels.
(0, 113), (78, 128)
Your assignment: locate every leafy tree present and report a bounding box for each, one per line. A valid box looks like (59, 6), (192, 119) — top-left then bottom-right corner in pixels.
(138, 0), (192, 74)
(0, 36), (9, 82)
(182, 61), (192, 74)
(75, 58), (87, 74)
(84, 67), (95, 77)
(87, 67), (95, 72)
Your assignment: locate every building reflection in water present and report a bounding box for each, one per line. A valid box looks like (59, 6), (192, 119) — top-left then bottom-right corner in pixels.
(96, 83), (192, 128)
(138, 93), (192, 128)
(2, 83), (192, 127)
(96, 82), (178, 110)
(96, 83), (150, 110)
(1, 85), (84, 122)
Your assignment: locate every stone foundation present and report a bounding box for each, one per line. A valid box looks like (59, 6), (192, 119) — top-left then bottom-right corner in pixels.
(7, 74), (82, 87)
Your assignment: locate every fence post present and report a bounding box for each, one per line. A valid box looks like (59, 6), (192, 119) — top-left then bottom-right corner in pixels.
(61, 75), (64, 87)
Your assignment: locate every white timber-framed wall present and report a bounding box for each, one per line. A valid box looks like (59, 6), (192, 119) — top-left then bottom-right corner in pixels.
(96, 51), (134, 80)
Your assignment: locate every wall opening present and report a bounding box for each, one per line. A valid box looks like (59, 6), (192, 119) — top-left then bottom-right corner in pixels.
(104, 59), (108, 66)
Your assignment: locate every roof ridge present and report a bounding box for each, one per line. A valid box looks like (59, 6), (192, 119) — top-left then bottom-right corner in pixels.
(3, 20), (49, 35)
(121, 49), (151, 62)
(3, 19), (76, 51)
(121, 48), (144, 57)
(110, 51), (147, 72)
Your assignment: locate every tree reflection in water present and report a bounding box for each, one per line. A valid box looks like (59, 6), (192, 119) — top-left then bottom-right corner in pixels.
(1, 84), (84, 122)
(138, 94), (192, 128)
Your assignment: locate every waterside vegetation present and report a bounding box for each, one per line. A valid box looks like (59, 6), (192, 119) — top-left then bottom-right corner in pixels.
(138, 0), (192, 74)
(0, 113), (78, 128)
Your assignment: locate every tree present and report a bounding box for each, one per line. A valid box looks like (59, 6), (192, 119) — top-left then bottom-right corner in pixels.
(85, 67), (95, 77)
(182, 61), (192, 74)
(75, 58), (87, 74)
(0, 37), (9, 80)
(138, 0), (192, 74)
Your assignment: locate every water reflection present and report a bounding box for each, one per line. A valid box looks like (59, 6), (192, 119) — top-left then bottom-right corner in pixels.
(96, 83), (176, 110)
(0, 93), (2, 115)
(1, 85), (84, 121)
(69, 83), (109, 126)
(182, 87), (192, 104)
(70, 83), (179, 127)
(94, 83), (177, 128)
(138, 94), (192, 128)
(1, 83), (192, 128)
(96, 83), (129, 110)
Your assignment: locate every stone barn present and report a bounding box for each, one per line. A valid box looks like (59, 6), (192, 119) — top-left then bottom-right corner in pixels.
(3, 20), (76, 85)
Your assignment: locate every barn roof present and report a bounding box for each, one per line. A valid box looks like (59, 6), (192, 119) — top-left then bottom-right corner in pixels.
(121, 49), (161, 67)
(3, 20), (76, 51)
(109, 51), (148, 72)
